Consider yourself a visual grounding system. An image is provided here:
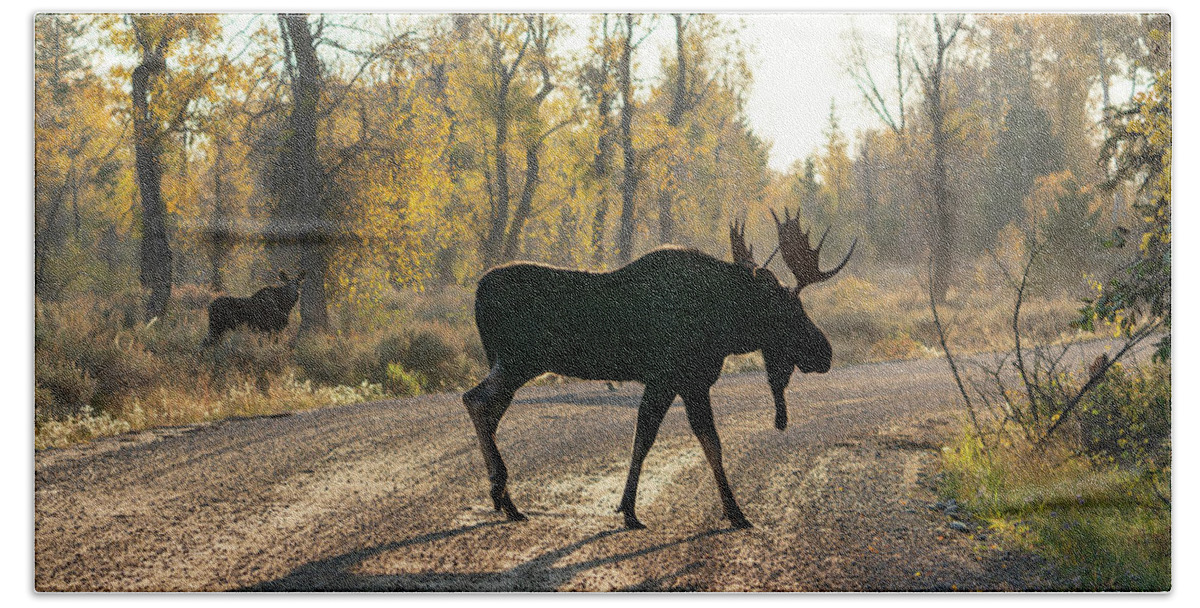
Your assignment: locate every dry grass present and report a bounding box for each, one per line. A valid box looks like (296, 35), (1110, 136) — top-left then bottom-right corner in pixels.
(34, 287), (482, 449)
(34, 257), (1090, 448)
(802, 260), (1087, 368)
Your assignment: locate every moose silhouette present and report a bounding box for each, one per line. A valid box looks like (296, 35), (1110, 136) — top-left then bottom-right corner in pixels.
(464, 208), (855, 529)
(201, 270), (305, 347)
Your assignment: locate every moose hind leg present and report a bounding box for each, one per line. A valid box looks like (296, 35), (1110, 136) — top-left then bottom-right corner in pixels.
(463, 361), (526, 522)
(682, 389), (752, 529)
(616, 383), (675, 530)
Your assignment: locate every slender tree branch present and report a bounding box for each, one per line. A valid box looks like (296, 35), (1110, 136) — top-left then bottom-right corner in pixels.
(1011, 244), (1040, 425)
(927, 253), (985, 443)
(1038, 319), (1164, 445)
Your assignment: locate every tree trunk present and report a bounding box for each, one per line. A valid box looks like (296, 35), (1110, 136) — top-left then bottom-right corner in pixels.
(495, 16), (555, 265)
(206, 143), (230, 294)
(614, 14), (639, 266)
(930, 102), (953, 303)
(482, 80), (512, 269)
(657, 14), (689, 246)
(920, 15), (961, 304)
(1093, 19), (1123, 222)
(432, 58), (464, 285)
(282, 13), (329, 332)
(34, 180), (70, 300)
(589, 17), (616, 268)
(502, 143), (542, 261)
(131, 38), (173, 321)
(591, 118), (613, 268)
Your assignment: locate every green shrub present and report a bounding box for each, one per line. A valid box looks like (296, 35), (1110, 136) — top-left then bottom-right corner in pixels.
(36, 297), (162, 413)
(940, 357), (1171, 591)
(371, 333), (411, 383)
(463, 332), (487, 368)
(1079, 362), (1171, 470)
(34, 386), (55, 418)
(82, 338), (162, 411)
(385, 363), (425, 397)
(214, 332), (290, 377)
(293, 333), (359, 387)
(941, 430), (1170, 591)
(35, 289), (488, 448)
(397, 322), (480, 391)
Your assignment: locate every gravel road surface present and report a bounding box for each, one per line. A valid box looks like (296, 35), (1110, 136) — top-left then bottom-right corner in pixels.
(36, 353), (1072, 591)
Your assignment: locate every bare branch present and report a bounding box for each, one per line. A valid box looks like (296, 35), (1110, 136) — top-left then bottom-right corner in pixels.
(927, 253), (985, 442)
(1011, 244), (1041, 425)
(845, 25), (901, 133)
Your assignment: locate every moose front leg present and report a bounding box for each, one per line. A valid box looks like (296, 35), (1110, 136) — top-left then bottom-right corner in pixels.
(616, 383), (676, 529)
(682, 388), (752, 529)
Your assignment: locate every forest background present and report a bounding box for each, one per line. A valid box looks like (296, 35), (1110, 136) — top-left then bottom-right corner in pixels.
(32, 10), (1166, 437)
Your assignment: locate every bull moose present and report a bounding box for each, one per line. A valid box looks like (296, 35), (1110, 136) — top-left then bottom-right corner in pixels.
(463, 209), (855, 529)
(201, 270), (305, 347)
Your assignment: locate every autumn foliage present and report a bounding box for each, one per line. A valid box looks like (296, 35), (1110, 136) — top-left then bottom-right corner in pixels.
(35, 13), (1168, 448)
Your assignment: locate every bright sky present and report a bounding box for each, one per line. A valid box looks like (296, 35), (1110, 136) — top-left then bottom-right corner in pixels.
(350, 13), (900, 173)
(556, 13), (899, 172)
(726, 14), (897, 171)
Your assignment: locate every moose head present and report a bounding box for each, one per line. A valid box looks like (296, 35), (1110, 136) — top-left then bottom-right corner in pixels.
(274, 269), (306, 311)
(731, 209), (856, 430)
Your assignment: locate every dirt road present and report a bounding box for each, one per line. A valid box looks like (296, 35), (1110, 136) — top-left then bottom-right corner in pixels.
(35, 354), (1065, 592)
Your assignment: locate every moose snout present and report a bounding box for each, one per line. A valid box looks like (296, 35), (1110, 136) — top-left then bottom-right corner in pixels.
(797, 334), (833, 373)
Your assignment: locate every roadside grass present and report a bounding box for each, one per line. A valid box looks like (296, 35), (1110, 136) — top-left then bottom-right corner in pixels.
(939, 391), (1171, 591)
(802, 259), (1085, 367)
(34, 287), (483, 450)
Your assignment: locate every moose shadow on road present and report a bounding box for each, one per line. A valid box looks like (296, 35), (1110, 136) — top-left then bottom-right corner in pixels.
(242, 521), (734, 592)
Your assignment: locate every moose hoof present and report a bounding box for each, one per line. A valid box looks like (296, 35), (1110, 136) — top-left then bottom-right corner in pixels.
(729, 515), (753, 530)
(496, 497), (526, 522)
(623, 515), (647, 530)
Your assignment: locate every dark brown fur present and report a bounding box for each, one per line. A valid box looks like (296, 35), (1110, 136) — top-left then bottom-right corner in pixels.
(201, 271), (304, 347)
(463, 247), (833, 529)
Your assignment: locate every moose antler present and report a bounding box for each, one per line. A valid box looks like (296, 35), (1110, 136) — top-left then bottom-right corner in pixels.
(770, 208), (857, 292)
(729, 219), (757, 268)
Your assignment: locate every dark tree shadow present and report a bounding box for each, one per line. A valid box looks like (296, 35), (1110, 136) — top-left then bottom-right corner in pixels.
(242, 522), (736, 592)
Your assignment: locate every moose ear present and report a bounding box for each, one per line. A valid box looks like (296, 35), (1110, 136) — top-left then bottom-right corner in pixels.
(278, 270), (289, 282)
